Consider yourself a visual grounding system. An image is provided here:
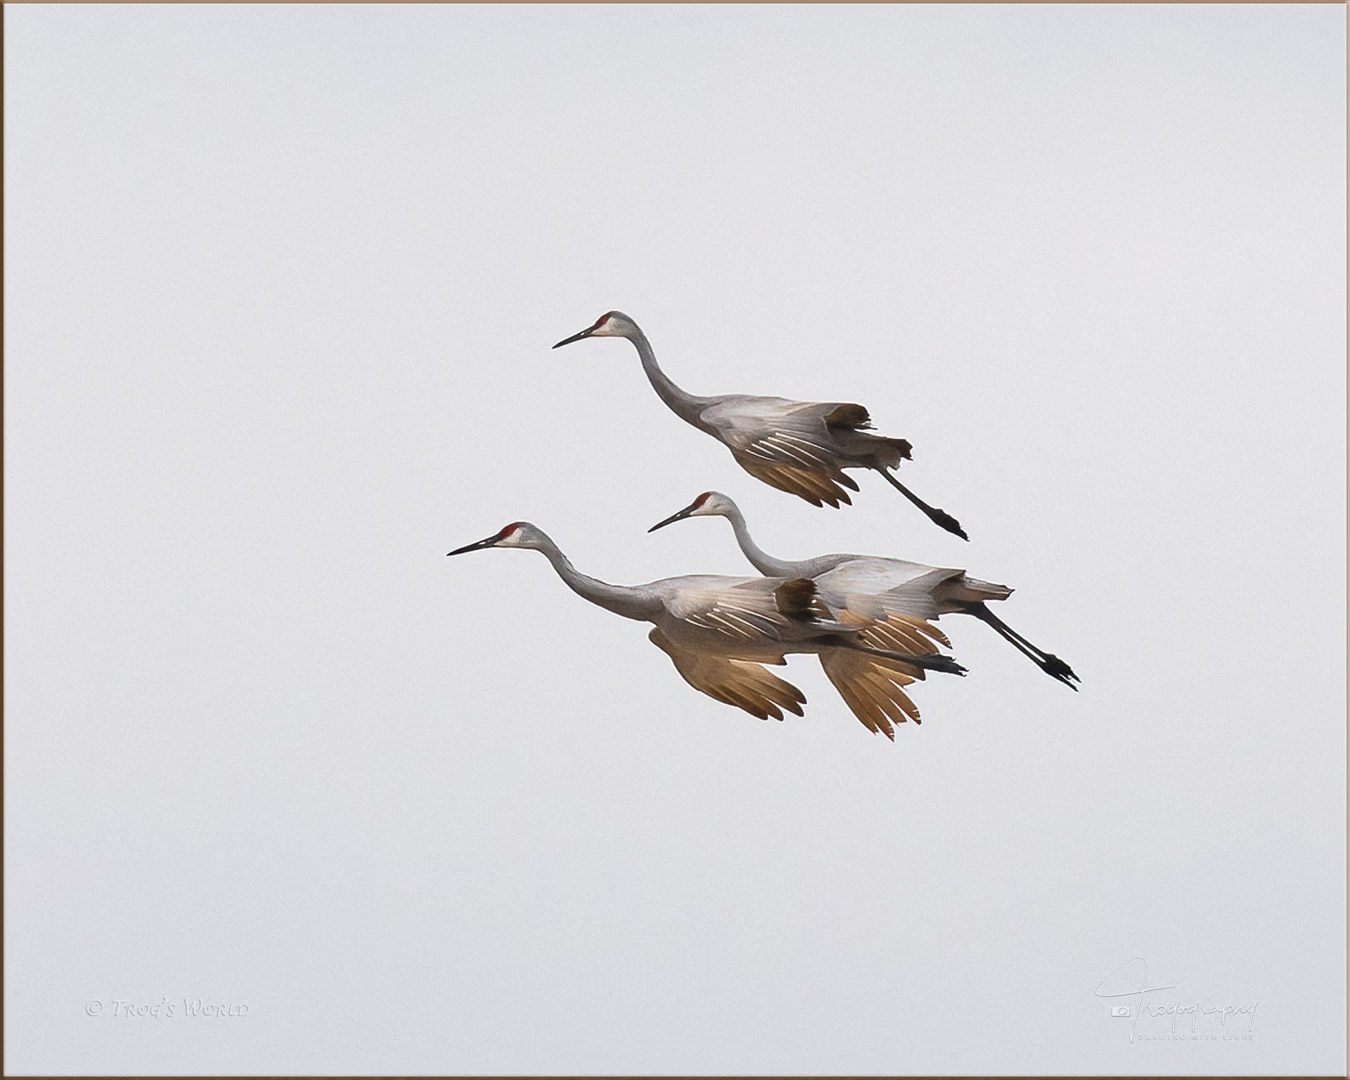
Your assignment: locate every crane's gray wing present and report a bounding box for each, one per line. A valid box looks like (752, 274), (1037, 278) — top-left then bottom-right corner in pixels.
(649, 628), (807, 721)
(817, 649), (924, 740)
(660, 575), (854, 646)
(703, 398), (877, 508)
(816, 561), (961, 630)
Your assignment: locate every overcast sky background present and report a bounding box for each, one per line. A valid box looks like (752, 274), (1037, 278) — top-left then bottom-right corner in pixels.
(6, 4), (1345, 1075)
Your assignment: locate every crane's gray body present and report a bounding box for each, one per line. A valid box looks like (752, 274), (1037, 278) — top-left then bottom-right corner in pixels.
(687, 393), (911, 508)
(646, 491), (1076, 692)
(555, 312), (913, 509)
(657, 492), (1013, 621)
(476, 525), (863, 663)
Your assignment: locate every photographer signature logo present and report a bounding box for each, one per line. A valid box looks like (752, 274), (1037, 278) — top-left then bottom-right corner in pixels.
(1093, 958), (1258, 1043)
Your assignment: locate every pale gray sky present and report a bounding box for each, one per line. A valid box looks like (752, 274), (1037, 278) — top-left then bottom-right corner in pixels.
(6, 4), (1345, 1075)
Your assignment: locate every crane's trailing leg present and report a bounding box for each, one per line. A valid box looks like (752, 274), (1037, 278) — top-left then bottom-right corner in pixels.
(828, 635), (967, 676)
(966, 602), (1079, 690)
(876, 468), (969, 541)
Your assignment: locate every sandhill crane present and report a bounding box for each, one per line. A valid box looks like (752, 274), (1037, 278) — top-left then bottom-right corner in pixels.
(649, 492), (1080, 691)
(552, 311), (969, 540)
(446, 522), (965, 734)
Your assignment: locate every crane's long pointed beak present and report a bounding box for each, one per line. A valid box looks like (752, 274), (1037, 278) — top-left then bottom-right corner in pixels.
(648, 506), (697, 533)
(446, 535), (499, 556)
(552, 327), (594, 349)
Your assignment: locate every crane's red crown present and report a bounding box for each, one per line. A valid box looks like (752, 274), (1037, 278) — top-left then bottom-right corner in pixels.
(499, 523), (523, 539)
(694, 492), (711, 507)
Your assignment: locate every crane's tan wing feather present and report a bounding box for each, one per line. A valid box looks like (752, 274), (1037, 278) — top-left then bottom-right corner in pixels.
(736, 458), (858, 509)
(649, 629), (807, 721)
(858, 612), (952, 653)
(829, 606), (951, 659)
(716, 401), (862, 508)
(818, 649), (925, 740)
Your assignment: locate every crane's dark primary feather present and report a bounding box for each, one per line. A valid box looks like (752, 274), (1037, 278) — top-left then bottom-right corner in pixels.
(824, 403), (873, 430)
(774, 578), (820, 621)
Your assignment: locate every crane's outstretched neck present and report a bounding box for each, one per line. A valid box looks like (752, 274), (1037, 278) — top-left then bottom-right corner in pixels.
(723, 506), (802, 577)
(533, 536), (660, 622)
(629, 329), (714, 429)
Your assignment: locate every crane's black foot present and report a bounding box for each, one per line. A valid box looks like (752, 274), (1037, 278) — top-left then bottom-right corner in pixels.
(917, 653), (968, 676)
(927, 506), (969, 541)
(848, 639), (968, 676)
(1039, 653), (1080, 690)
